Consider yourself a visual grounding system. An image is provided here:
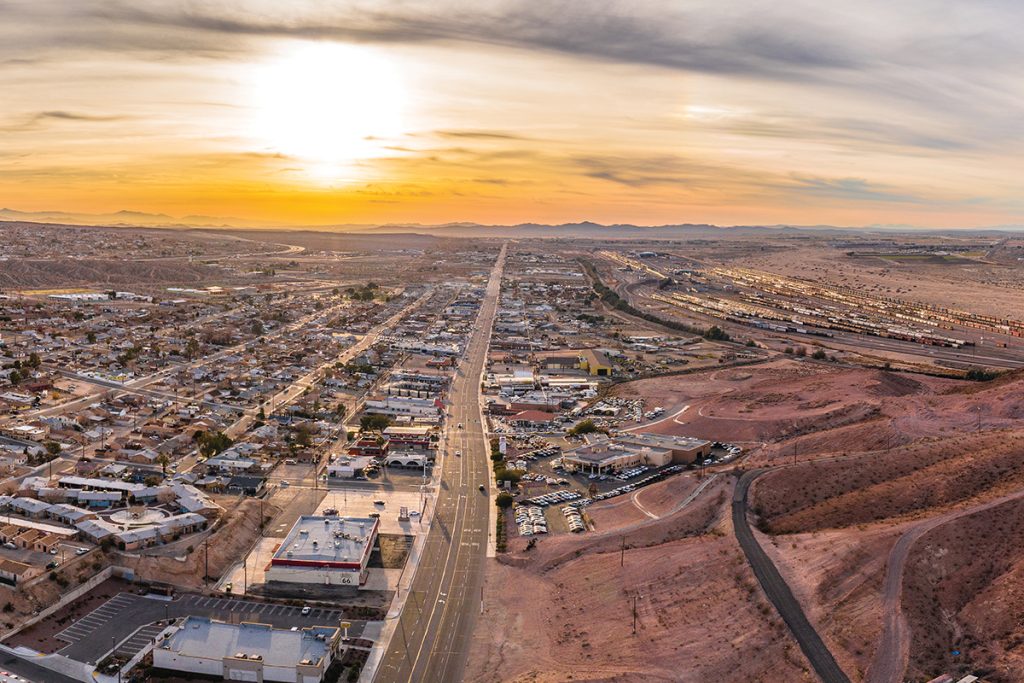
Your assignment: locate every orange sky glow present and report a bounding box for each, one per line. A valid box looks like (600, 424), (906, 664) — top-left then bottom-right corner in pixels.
(3, 1), (1024, 229)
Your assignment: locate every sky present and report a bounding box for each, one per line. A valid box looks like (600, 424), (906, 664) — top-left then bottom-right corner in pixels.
(2, 0), (1024, 228)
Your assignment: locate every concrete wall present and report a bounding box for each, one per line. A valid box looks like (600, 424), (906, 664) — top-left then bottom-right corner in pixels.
(153, 649), (223, 678)
(266, 565), (362, 587)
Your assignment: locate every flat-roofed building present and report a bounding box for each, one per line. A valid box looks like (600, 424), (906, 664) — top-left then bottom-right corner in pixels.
(153, 616), (340, 683)
(563, 434), (711, 473)
(382, 425), (433, 450)
(266, 516), (379, 588)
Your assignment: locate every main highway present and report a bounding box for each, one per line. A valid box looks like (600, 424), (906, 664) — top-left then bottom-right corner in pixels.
(374, 244), (505, 683)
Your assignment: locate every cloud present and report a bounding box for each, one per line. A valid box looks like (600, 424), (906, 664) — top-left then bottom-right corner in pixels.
(0, 110), (127, 132)
(63, 1), (862, 81)
(786, 176), (930, 204)
(434, 130), (530, 141)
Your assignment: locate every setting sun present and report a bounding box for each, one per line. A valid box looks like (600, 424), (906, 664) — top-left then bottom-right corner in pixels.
(248, 42), (406, 182)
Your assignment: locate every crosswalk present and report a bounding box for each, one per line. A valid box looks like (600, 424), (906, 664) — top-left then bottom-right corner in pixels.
(56, 594), (139, 645)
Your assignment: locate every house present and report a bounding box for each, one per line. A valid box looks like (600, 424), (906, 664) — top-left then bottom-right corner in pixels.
(226, 475), (266, 496)
(0, 559), (38, 587)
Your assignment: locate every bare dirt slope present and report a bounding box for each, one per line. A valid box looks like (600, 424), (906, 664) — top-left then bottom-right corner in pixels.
(116, 499), (276, 587)
(466, 476), (814, 682)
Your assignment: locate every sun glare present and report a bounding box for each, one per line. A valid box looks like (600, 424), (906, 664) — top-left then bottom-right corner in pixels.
(249, 42), (406, 182)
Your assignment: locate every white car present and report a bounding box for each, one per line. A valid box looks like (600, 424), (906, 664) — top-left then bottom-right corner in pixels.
(301, 606), (311, 616)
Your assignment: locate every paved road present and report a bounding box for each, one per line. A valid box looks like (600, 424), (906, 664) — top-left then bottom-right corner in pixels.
(0, 653), (76, 683)
(865, 488), (1024, 683)
(375, 245), (505, 683)
(224, 288), (433, 443)
(733, 470), (851, 683)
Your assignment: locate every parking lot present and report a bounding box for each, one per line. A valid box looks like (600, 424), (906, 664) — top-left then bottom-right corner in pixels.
(13, 588), (371, 665)
(315, 486), (427, 536)
(503, 437), (702, 538)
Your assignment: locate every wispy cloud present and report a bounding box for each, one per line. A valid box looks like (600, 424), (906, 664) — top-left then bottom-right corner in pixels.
(1, 110), (126, 132)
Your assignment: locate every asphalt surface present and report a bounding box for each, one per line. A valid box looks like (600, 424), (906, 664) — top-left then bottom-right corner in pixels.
(53, 591), (367, 664)
(375, 245), (505, 683)
(732, 470), (851, 683)
(0, 654), (76, 683)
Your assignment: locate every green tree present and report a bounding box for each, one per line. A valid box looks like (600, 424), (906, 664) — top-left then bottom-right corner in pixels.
(567, 419), (601, 437)
(495, 468), (524, 485)
(360, 414), (393, 432)
(195, 430), (232, 457)
(27, 352), (41, 368)
(495, 492), (514, 509)
(44, 441), (61, 457)
(185, 337), (201, 360)
(294, 423), (315, 447)
(156, 452), (171, 476)
(703, 325), (731, 341)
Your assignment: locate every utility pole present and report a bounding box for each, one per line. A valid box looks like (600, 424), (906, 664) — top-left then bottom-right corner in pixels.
(632, 595), (638, 635)
(620, 536), (625, 567)
(204, 538), (209, 587)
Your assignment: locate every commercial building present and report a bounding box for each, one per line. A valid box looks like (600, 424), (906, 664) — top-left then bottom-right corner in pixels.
(382, 425), (433, 450)
(154, 616), (340, 683)
(326, 455), (375, 479)
(266, 516), (379, 588)
(363, 395), (442, 420)
(562, 434), (711, 473)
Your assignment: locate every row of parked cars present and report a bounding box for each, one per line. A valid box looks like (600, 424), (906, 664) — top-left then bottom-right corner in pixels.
(616, 465), (650, 480)
(525, 489), (582, 507)
(518, 446), (562, 460)
(578, 465), (688, 506)
(521, 472), (570, 486)
(515, 505), (548, 536)
(562, 505), (585, 533)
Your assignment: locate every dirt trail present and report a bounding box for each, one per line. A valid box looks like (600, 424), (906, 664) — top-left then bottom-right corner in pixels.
(865, 487), (1024, 683)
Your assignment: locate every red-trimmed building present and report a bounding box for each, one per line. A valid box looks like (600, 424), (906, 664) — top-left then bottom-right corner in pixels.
(266, 515), (379, 588)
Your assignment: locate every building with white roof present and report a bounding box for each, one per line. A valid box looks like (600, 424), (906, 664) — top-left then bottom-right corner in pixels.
(266, 516), (379, 588)
(154, 616), (340, 683)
